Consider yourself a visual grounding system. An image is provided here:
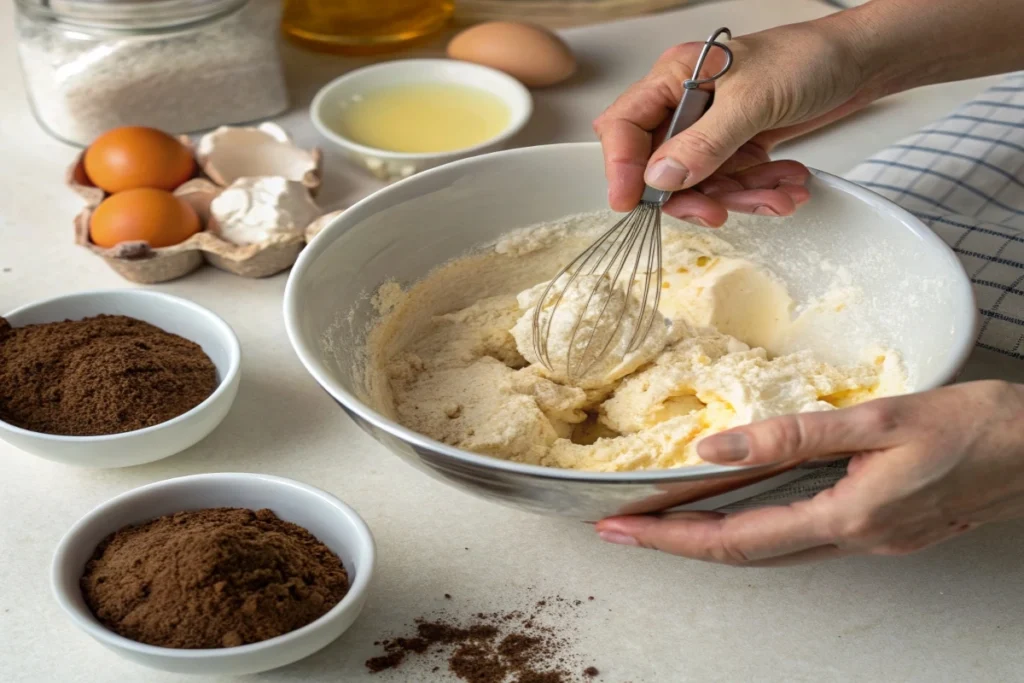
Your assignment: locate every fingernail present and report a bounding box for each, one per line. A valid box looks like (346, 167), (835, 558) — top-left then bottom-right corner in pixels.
(698, 433), (749, 462)
(598, 531), (639, 546)
(645, 158), (689, 190)
(777, 176), (806, 186)
(753, 205), (780, 217)
(682, 216), (711, 228)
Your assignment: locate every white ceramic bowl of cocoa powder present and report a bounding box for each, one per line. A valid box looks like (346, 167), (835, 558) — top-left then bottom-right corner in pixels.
(51, 472), (376, 675)
(0, 289), (241, 467)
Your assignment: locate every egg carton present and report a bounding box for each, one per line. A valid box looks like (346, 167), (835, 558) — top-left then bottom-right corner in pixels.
(69, 123), (334, 284)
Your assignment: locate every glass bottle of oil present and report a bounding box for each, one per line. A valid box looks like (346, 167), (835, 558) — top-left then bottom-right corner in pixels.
(281, 0), (454, 55)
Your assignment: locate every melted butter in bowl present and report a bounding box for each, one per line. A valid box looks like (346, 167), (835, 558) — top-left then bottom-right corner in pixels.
(310, 59), (532, 180)
(329, 83), (511, 154)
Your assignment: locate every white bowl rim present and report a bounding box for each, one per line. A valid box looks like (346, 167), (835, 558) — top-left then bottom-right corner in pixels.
(310, 58), (534, 161)
(283, 141), (979, 484)
(50, 472), (376, 659)
(0, 289), (242, 443)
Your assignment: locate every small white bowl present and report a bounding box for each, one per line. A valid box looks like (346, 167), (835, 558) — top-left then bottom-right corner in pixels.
(0, 289), (241, 467)
(52, 473), (376, 675)
(311, 58), (533, 181)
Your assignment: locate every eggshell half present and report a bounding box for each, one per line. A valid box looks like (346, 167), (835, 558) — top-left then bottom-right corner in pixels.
(196, 123), (323, 196)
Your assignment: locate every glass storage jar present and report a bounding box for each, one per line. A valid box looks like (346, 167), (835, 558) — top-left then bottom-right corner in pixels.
(14, 0), (289, 147)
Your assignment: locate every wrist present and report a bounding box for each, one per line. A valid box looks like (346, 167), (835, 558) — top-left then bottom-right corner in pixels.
(813, 2), (907, 100)
(820, 0), (1024, 97)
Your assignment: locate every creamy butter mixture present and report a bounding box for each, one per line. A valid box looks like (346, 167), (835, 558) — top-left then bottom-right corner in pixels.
(364, 217), (905, 472)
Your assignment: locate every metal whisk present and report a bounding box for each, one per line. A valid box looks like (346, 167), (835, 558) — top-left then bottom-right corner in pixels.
(531, 27), (734, 383)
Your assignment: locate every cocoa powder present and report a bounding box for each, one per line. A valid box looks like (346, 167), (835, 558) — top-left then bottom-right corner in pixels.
(81, 508), (350, 649)
(0, 314), (217, 436)
(366, 595), (599, 682)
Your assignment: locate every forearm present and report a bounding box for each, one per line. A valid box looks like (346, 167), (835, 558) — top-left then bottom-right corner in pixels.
(824, 0), (1024, 97)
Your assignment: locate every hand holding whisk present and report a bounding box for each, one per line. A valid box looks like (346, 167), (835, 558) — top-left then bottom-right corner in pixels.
(528, 27), (734, 386)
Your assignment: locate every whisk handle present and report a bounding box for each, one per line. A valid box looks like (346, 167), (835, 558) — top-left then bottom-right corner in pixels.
(641, 27), (732, 206)
(641, 87), (711, 206)
(664, 86), (712, 145)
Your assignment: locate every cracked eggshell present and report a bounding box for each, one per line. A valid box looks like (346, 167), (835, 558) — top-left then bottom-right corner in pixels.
(196, 123), (323, 196)
(75, 177), (320, 282)
(201, 203), (308, 279)
(200, 176), (319, 278)
(209, 177), (322, 246)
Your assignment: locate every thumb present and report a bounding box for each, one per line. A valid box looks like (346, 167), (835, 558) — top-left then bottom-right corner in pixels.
(645, 94), (768, 191)
(696, 401), (905, 466)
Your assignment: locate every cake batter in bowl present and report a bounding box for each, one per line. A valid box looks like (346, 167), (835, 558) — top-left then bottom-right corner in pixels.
(284, 143), (976, 520)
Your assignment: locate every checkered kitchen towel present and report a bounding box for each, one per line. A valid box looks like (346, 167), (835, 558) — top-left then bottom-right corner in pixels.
(722, 71), (1024, 511)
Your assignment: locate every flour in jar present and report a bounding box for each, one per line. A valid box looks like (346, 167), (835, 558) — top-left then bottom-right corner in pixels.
(15, 0), (288, 145)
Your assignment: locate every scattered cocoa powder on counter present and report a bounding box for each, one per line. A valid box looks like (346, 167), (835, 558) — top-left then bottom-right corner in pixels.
(367, 651), (407, 673)
(81, 508), (349, 648)
(366, 593), (599, 682)
(0, 314), (217, 436)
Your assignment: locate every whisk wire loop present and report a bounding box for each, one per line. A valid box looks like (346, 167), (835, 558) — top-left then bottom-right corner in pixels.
(686, 27), (733, 89)
(571, 207), (653, 377)
(626, 206), (663, 354)
(532, 211), (631, 371)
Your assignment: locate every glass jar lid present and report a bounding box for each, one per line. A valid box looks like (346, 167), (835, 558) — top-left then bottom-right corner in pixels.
(16, 0), (248, 31)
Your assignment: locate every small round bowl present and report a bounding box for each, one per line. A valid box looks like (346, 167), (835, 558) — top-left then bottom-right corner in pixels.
(52, 473), (376, 676)
(0, 289), (241, 467)
(311, 58), (533, 182)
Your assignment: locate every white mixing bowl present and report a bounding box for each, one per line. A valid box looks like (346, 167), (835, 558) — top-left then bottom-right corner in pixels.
(284, 142), (977, 520)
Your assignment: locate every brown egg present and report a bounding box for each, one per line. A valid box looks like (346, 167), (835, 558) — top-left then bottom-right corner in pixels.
(447, 22), (576, 88)
(89, 188), (200, 249)
(84, 126), (195, 193)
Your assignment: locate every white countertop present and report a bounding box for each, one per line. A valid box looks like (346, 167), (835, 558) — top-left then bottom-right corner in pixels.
(1, 1), (1022, 681)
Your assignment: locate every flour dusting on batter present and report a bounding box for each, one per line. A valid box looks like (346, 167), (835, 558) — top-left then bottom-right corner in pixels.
(362, 214), (906, 472)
